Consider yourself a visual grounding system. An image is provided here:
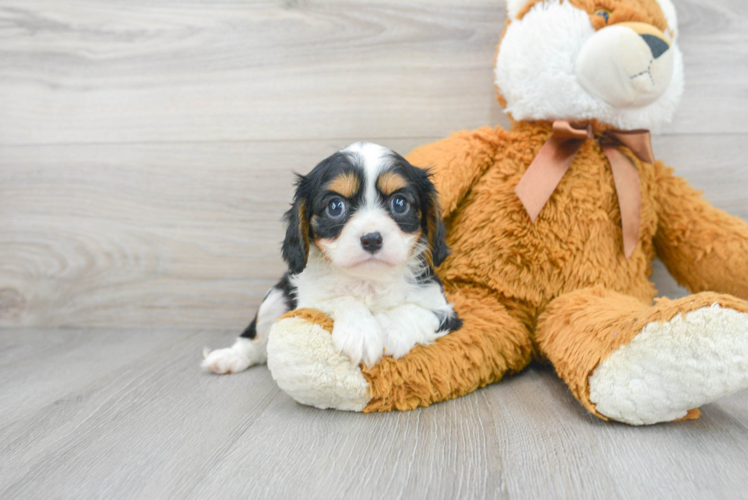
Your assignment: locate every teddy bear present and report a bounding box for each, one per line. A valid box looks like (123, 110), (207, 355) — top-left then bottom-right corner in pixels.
(264, 0), (748, 425)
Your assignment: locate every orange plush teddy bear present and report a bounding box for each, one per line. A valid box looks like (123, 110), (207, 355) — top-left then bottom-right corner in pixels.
(266, 0), (748, 425)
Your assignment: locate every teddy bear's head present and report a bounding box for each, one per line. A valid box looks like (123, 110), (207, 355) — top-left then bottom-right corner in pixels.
(495, 0), (682, 131)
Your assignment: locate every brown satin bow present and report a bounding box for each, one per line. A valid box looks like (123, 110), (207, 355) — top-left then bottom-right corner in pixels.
(514, 120), (655, 259)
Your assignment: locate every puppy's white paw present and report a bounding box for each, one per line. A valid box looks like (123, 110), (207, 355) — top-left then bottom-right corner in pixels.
(376, 313), (414, 359)
(201, 338), (265, 374)
(378, 305), (443, 358)
(332, 314), (384, 368)
(202, 348), (251, 374)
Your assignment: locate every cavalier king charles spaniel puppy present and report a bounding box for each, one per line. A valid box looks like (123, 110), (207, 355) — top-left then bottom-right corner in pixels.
(202, 142), (461, 373)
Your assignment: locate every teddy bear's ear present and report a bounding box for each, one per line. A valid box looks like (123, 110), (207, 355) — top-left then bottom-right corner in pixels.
(655, 0), (679, 40)
(505, 0), (528, 20)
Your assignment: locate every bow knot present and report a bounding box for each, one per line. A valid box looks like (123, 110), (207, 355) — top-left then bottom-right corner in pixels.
(514, 120), (654, 259)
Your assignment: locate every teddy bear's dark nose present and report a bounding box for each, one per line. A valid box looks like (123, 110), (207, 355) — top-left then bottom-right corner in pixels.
(640, 34), (669, 59)
(360, 232), (383, 254)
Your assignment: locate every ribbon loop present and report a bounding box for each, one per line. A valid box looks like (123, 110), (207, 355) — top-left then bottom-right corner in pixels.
(605, 129), (655, 165)
(603, 145), (642, 259)
(552, 121), (592, 140)
(515, 120), (654, 259)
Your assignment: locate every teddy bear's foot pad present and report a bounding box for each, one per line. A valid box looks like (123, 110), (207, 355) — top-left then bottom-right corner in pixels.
(589, 304), (748, 425)
(267, 316), (369, 411)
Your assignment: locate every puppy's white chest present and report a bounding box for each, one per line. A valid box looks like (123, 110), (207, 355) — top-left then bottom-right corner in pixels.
(351, 284), (404, 312)
(291, 254), (454, 367)
(297, 271), (407, 313)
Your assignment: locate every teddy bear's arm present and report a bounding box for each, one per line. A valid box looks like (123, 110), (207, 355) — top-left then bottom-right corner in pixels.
(654, 161), (748, 299)
(406, 126), (504, 217)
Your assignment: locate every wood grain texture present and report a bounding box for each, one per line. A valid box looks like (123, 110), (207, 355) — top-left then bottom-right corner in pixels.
(0, 0), (507, 145)
(2, 134), (745, 327)
(1, 328), (748, 500)
(0, 138), (438, 328)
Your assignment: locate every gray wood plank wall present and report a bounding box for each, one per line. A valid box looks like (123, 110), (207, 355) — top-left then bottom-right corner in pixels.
(1, 0), (747, 330)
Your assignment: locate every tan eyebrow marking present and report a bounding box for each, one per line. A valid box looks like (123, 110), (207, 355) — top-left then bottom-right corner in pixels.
(377, 171), (408, 196)
(327, 171), (360, 198)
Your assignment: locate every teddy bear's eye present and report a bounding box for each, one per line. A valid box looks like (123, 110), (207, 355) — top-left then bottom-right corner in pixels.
(595, 9), (611, 23)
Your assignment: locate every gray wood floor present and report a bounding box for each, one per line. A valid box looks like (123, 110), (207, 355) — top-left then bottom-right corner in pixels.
(2, 0), (748, 498)
(4, 329), (748, 499)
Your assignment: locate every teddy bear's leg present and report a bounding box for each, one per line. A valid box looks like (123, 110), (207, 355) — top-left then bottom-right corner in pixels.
(536, 287), (748, 425)
(266, 285), (534, 412)
(363, 283), (534, 411)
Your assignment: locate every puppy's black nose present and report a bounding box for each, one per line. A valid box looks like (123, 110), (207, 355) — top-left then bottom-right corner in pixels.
(360, 232), (383, 254)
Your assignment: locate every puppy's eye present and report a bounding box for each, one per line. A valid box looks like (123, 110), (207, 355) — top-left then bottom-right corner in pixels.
(326, 198), (346, 219)
(390, 195), (409, 215)
(595, 9), (611, 23)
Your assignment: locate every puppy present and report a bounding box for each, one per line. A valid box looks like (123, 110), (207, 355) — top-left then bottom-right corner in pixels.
(202, 142), (461, 373)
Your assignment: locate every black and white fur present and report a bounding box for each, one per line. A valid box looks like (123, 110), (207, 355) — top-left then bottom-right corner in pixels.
(202, 142), (461, 373)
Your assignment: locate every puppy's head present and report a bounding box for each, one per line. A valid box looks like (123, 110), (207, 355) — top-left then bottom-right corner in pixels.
(282, 142), (448, 277)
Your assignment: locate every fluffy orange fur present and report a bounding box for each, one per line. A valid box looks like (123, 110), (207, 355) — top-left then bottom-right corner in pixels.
(516, 0), (667, 33)
(363, 283), (534, 412)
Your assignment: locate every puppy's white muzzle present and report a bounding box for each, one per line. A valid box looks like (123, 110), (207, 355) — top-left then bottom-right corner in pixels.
(318, 207), (417, 275)
(574, 22), (674, 109)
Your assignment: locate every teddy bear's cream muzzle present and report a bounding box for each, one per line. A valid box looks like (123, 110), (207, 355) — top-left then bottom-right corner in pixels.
(574, 22), (674, 109)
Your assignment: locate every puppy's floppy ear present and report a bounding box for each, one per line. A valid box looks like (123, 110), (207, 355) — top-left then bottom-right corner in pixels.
(424, 189), (449, 268)
(414, 165), (449, 268)
(281, 175), (311, 275)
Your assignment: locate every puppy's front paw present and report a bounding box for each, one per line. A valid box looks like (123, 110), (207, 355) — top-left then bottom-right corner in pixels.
(379, 305), (442, 358)
(332, 314), (384, 368)
(376, 313), (413, 359)
(201, 338), (265, 374)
